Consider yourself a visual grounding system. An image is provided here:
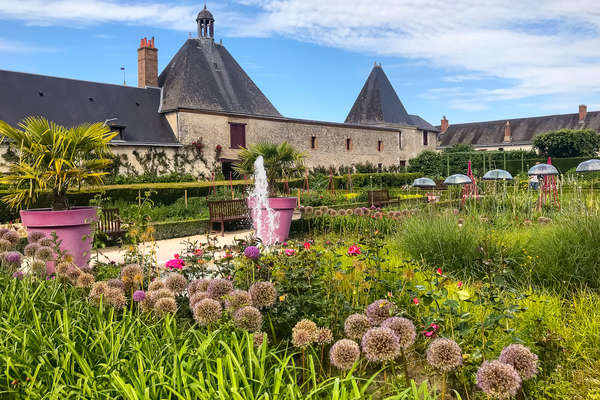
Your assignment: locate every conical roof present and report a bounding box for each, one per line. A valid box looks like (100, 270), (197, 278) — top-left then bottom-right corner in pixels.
(158, 39), (281, 117)
(345, 65), (412, 125)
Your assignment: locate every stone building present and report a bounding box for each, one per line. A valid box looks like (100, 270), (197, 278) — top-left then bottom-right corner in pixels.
(0, 5), (437, 177)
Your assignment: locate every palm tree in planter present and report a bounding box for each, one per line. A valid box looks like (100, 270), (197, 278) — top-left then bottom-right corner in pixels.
(234, 142), (305, 244)
(0, 117), (117, 272)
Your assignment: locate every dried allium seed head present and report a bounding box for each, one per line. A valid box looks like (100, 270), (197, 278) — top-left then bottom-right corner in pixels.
(154, 297), (177, 316)
(319, 206), (329, 213)
(361, 327), (400, 362)
(66, 266), (81, 284)
(37, 238), (54, 247)
(253, 331), (267, 348)
(207, 278), (234, 300)
(328, 209), (338, 216)
(225, 289), (252, 310)
(365, 299), (395, 326)
(24, 243), (41, 257)
(249, 281), (277, 309)
(338, 209), (347, 216)
(304, 206), (314, 215)
(35, 246), (54, 262)
(233, 306), (263, 332)
(498, 344), (539, 380)
(330, 339), (360, 370)
(476, 360), (522, 399)
(344, 314), (371, 340)
(426, 338), (463, 372)
(151, 288), (175, 304)
(148, 279), (165, 292)
(55, 262), (71, 276)
(189, 291), (210, 309)
(381, 317), (416, 349)
(316, 327), (333, 345)
(0, 239), (13, 252)
(188, 279), (211, 297)
(314, 210), (323, 217)
(2, 230), (20, 245)
(294, 319), (318, 338)
(30, 260), (47, 276)
(89, 282), (109, 305)
(103, 287), (128, 309)
(76, 273), (95, 288)
(291, 328), (313, 348)
(165, 273), (187, 294)
(107, 278), (125, 291)
(193, 298), (222, 325)
(27, 231), (46, 243)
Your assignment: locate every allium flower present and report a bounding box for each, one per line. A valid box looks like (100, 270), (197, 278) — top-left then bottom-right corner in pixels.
(188, 279), (211, 296)
(66, 266), (81, 284)
(292, 328), (313, 348)
(165, 273), (187, 294)
(284, 248), (295, 256)
(320, 206), (329, 213)
(293, 319), (318, 339)
(225, 289), (252, 310)
(193, 298), (222, 325)
(133, 290), (146, 302)
(347, 245), (361, 256)
(24, 243), (41, 257)
(253, 331), (267, 348)
(30, 260), (47, 276)
(75, 272), (95, 287)
(27, 231), (46, 243)
(314, 210), (323, 217)
(361, 327), (400, 362)
(0, 228), (8, 237)
(476, 360), (522, 399)
(354, 208), (364, 216)
(345, 209), (354, 216)
(121, 264), (144, 290)
(244, 245), (260, 260)
(426, 338), (463, 371)
(249, 281), (277, 309)
(4, 251), (22, 265)
(381, 317), (416, 349)
(12, 270), (24, 279)
(154, 297), (177, 316)
(233, 306), (263, 332)
(37, 238), (54, 247)
(189, 291), (210, 309)
(207, 278), (234, 300)
(101, 287), (127, 309)
(498, 344), (539, 380)
(365, 299), (394, 326)
(330, 339), (360, 370)
(304, 206), (314, 215)
(344, 314), (371, 340)
(35, 246), (54, 262)
(0, 239), (13, 252)
(316, 327), (333, 345)
(2, 230), (20, 245)
(328, 209), (338, 216)
(148, 279), (165, 292)
(150, 288), (175, 305)
(338, 209), (347, 216)
(107, 278), (126, 290)
(89, 282), (108, 304)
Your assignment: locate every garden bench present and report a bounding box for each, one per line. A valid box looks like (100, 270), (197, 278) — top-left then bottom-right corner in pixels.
(98, 208), (126, 242)
(208, 199), (249, 236)
(368, 190), (398, 207)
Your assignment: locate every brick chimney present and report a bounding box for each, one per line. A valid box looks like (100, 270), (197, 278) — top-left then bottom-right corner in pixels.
(441, 116), (449, 133)
(137, 37), (158, 88)
(503, 121), (512, 143)
(579, 104), (587, 122)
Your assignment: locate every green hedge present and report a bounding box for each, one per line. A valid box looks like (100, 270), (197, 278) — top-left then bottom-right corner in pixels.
(152, 218), (210, 240)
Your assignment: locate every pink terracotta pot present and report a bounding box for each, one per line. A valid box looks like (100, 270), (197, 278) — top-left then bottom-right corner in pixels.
(20, 207), (98, 274)
(247, 197), (297, 245)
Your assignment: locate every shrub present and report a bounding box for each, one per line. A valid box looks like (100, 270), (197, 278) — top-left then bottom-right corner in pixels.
(533, 129), (600, 158)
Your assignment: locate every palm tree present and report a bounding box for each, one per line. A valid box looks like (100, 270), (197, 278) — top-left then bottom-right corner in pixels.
(234, 142), (305, 196)
(0, 117), (117, 210)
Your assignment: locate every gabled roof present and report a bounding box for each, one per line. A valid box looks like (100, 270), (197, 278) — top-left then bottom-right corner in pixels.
(0, 69), (177, 145)
(438, 111), (600, 147)
(158, 39), (281, 117)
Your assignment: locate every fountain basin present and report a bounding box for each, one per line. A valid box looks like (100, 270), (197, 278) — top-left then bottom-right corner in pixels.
(247, 197), (297, 245)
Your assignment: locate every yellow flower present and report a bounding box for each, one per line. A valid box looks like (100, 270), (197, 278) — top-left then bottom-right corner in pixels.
(279, 295), (286, 302)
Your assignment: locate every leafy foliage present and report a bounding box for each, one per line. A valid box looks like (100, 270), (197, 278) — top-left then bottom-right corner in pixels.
(533, 129), (600, 158)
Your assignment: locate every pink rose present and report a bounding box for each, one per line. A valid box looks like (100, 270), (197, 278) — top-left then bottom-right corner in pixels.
(347, 245), (361, 256)
(284, 248), (295, 256)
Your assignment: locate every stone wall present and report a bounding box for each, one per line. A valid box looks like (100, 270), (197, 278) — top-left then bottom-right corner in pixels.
(175, 110), (437, 170)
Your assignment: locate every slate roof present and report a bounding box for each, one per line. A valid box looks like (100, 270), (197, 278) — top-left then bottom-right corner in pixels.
(438, 111), (600, 147)
(0, 69), (178, 145)
(158, 39), (281, 117)
(345, 65), (436, 131)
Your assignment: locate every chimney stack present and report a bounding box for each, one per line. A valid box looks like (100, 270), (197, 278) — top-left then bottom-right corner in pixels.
(503, 121), (512, 143)
(441, 116), (449, 133)
(579, 104), (587, 122)
(137, 36), (158, 88)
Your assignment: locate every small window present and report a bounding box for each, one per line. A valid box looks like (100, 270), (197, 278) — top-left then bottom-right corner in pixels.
(346, 138), (352, 151)
(377, 163), (383, 172)
(311, 136), (317, 149)
(377, 140), (383, 152)
(400, 160), (407, 167)
(422, 131), (428, 146)
(229, 123), (246, 149)
(398, 131), (402, 149)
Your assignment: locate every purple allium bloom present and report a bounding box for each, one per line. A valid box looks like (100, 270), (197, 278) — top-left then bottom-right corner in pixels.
(244, 245), (260, 260)
(133, 290), (147, 302)
(12, 270), (24, 279)
(5, 251), (22, 265)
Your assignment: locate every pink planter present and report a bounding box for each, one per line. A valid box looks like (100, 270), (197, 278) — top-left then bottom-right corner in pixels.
(247, 197), (297, 245)
(20, 207), (98, 274)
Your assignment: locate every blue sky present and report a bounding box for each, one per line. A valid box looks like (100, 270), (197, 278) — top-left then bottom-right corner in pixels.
(1, 0), (600, 126)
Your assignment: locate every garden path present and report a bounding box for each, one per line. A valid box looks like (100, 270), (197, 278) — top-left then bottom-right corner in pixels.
(94, 229), (253, 266)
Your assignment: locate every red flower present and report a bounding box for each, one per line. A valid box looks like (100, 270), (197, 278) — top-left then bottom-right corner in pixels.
(412, 297), (419, 305)
(457, 281), (463, 288)
(284, 248), (296, 256)
(174, 253), (180, 259)
(303, 242), (311, 250)
(436, 268), (443, 275)
(194, 249), (204, 256)
(387, 291), (392, 298)
(347, 245), (361, 256)
(430, 323), (439, 331)
(224, 252), (233, 259)
(424, 331), (434, 338)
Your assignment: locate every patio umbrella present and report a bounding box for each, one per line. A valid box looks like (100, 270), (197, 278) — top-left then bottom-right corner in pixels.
(443, 174), (472, 185)
(412, 177), (436, 188)
(482, 169), (513, 181)
(527, 163), (558, 176)
(576, 159), (600, 173)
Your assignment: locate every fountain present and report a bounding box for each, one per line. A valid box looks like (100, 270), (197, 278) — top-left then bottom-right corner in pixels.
(247, 155), (297, 245)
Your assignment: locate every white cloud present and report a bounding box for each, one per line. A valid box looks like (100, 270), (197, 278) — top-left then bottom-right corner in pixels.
(0, 37), (55, 53)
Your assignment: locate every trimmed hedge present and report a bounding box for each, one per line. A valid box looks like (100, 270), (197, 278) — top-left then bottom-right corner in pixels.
(152, 218), (210, 240)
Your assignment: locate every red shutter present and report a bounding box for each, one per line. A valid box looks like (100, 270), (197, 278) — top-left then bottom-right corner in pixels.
(230, 124), (246, 149)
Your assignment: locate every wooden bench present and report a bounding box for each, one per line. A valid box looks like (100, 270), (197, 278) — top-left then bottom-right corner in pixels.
(367, 190), (397, 207)
(98, 208), (126, 242)
(208, 199), (249, 236)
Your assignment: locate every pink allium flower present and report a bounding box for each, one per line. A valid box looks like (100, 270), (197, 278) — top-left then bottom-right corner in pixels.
(165, 258), (184, 270)
(244, 245), (260, 260)
(133, 290), (146, 302)
(12, 270), (24, 279)
(347, 245), (361, 256)
(284, 248), (295, 256)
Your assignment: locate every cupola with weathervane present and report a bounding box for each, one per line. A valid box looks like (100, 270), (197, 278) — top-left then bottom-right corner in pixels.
(197, 4), (215, 39)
